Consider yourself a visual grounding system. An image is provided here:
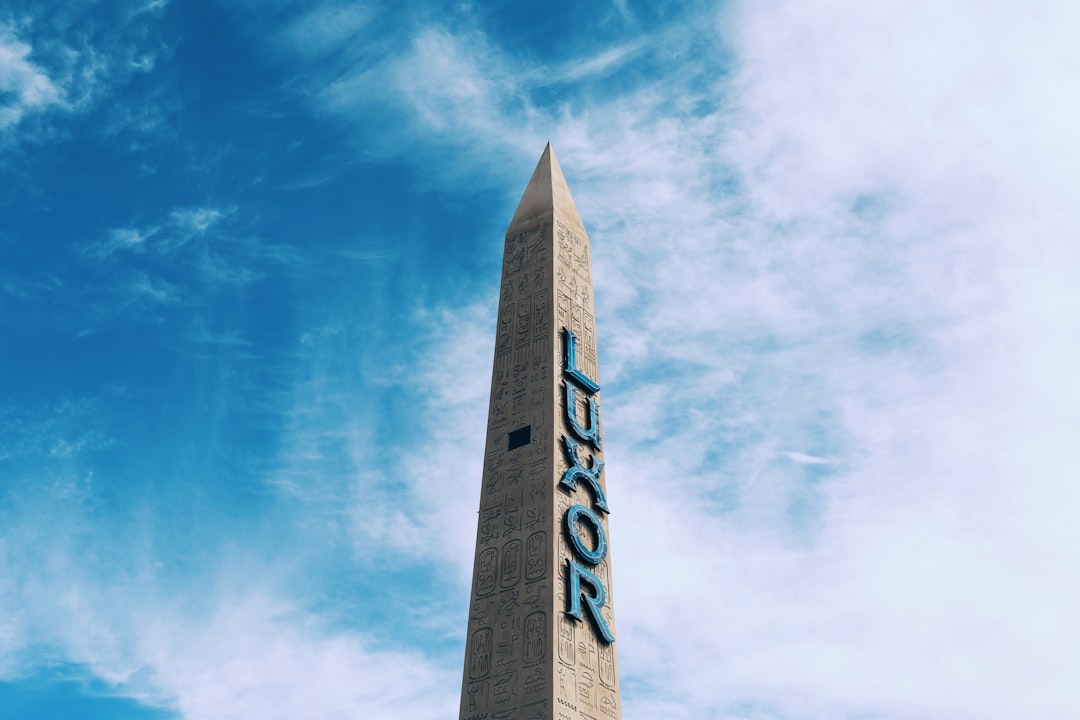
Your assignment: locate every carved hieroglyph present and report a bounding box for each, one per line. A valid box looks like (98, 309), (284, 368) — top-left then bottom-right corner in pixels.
(460, 145), (621, 720)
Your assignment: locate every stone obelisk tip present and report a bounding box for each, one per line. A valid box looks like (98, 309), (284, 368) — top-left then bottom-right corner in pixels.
(507, 143), (585, 235)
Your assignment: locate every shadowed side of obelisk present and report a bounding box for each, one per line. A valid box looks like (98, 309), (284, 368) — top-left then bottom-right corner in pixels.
(460, 145), (621, 720)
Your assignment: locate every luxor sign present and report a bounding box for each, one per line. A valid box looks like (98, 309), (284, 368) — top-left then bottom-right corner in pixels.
(559, 327), (615, 644)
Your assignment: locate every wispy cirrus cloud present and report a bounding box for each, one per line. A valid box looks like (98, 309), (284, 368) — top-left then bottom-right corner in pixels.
(0, 489), (457, 719)
(0, 342), (456, 720)
(0, 398), (112, 462)
(294, 17), (660, 172)
(128, 270), (181, 305)
(0, 23), (63, 130)
(88, 206), (228, 260)
(278, 2), (372, 59)
(56, 203), (312, 342)
(0, 2), (167, 149)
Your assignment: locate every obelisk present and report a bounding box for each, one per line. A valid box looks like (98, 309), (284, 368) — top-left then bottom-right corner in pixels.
(459, 145), (621, 720)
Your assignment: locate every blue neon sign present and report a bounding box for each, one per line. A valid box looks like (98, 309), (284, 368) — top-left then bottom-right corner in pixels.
(560, 326), (615, 644)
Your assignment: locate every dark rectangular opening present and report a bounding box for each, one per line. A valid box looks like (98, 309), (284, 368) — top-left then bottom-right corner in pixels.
(508, 425), (532, 451)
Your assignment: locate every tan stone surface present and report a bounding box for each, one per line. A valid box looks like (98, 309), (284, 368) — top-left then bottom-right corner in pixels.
(459, 145), (621, 720)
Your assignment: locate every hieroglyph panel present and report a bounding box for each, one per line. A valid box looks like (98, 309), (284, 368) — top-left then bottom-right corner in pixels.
(463, 225), (554, 720)
(553, 219), (620, 720)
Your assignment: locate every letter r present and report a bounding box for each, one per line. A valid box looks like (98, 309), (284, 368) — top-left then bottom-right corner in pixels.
(566, 559), (615, 644)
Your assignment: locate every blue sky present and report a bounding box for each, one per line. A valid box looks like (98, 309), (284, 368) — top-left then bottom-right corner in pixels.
(2, 1), (1079, 718)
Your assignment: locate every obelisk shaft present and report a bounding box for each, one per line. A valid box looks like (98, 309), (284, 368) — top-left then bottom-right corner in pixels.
(460, 145), (621, 720)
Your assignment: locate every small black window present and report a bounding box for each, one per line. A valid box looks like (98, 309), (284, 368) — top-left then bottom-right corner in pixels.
(508, 425), (532, 451)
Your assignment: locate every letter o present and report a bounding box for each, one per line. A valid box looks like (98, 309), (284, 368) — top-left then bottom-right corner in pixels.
(564, 504), (607, 565)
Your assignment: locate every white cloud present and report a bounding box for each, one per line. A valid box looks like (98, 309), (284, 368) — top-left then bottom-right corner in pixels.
(0, 24), (63, 129)
(592, 3), (1079, 718)
(280, 1), (371, 58)
(169, 207), (224, 236)
(103, 206), (227, 254)
(542, 39), (648, 86)
(89, 205), (247, 282)
(0, 547), (456, 720)
(141, 591), (455, 720)
(315, 24), (530, 167)
(375, 303), (495, 584)
(129, 270), (180, 304)
(0, 5), (167, 146)
(782, 451), (831, 465)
